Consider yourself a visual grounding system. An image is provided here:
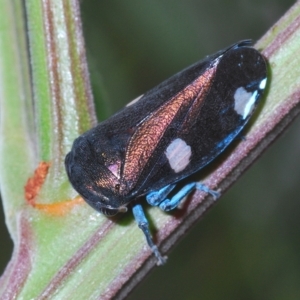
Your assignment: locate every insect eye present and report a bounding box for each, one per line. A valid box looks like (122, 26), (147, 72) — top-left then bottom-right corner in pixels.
(99, 207), (119, 216)
(99, 206), (128, 216)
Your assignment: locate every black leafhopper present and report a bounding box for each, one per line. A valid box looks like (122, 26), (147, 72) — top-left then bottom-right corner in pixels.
(65, 40), (267, 265)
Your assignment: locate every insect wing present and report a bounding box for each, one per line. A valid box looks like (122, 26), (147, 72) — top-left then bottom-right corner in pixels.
(128, 42), (267, 196)
(65, 41), (266, 211)
(66, 43), (237, 203)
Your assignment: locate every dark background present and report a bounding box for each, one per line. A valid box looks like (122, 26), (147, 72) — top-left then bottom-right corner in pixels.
(1, 1), (299, 299)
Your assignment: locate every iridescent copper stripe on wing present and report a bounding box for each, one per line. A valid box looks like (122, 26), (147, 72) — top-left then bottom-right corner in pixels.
(122, 59), (220, 189)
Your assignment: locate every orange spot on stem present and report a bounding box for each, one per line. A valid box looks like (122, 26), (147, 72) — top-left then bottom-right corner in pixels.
(33, 196), (84, 216)
(25, 161), (50, 205)
(24, 161), (84, 216)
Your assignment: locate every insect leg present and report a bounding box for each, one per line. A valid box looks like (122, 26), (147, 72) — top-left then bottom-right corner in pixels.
(159, 182), (220, 211)
(146, 184), (176, 206)
(132, 203), (167, 265)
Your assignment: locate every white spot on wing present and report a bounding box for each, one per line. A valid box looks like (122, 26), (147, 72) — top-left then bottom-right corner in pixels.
(234, 78), (266, 119)
(165, 138), (191, 173)
(234, 87), (257, 119)
(126, 94), (143, 107)
(259, 78), (267, 89)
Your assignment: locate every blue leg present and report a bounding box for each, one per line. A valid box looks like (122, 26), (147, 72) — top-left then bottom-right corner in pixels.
(146, 184), (176, 206)
(132, 203), (167, 265)
(159, 182), (220, 211)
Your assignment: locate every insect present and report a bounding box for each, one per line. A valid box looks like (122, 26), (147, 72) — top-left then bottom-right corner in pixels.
(65, 40), (267, 265)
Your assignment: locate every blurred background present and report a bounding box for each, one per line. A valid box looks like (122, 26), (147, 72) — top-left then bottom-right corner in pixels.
(1, 0), (299, 299)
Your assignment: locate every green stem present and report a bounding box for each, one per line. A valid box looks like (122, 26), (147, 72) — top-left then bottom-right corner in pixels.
(0, 0), (34, 235)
